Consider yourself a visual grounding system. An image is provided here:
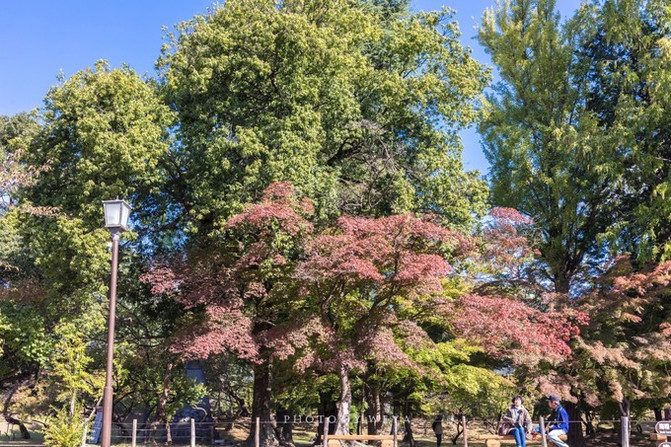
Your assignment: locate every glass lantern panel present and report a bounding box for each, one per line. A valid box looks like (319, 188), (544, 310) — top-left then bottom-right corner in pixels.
(104, 202), (121, 227)
(120, 202), (130, 229)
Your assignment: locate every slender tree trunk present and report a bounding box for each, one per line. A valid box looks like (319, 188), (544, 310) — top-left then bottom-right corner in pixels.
(165, 422), (172, 445)
(653, 407), (662, 421)
(70, 392), (77, 418)
(564, 401), (586, 447)
(227, 389), (250, 417)
(618, 397), (630, 417)
(335, 364), (352, 435)
(402, 393), (415, 447)
(403, 418), (415, 447)
(450, 413), (463, 445)
(151, 360), (174, 444)
(358, 381), (365, 435)
(617, 398), (631, 447)
(584, 410), (595, 438)
(365, 383), (382, 435)
(314, 393), (336, 446)
(246, 360), (279, 447)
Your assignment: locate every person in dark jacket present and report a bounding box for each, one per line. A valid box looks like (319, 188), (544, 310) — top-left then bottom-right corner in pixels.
(546, 395), (569, 447)
(501, 396), (533, 447)
(432, 415), (443, 447)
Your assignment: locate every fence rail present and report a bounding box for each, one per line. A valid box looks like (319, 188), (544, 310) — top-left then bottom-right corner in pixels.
(2, 415), (669, 446)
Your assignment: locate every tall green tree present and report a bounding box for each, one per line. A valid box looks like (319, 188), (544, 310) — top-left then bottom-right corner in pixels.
(158, 0), (489, 236)
(153, 1), (492, 443)
(479, 1), (671, 444)
(28, 61), (172, 225)
(478, 2), (609, 445)
(1, 62), (174, 432)
(20, 61), (173, 313)
(479, 0), (612, 295)
(579, 0), (671, 262)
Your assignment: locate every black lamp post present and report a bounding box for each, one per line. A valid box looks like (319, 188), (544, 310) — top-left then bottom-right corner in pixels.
(101, 199), (131, 447)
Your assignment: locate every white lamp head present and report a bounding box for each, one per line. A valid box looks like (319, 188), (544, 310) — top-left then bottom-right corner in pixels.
(102, 199), (131, 232)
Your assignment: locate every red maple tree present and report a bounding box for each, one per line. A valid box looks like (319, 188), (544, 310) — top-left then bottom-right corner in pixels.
(144, 182), (313, 447)
(145, 186), (589, 443)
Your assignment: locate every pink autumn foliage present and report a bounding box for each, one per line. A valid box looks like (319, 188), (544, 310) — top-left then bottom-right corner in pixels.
(262, 317), (326, 362)
(297, 214), (453, 296)
(291, 213), (461, 375)
(359, 327), (415, 368)
(581, 257), (671, 332)
(142, 256), (259, 361)
(534, 371), (579, 404)
(451, 294), (588, 365)
(488, 207), (532, 224)
(608, 258), (671, 297)
(226, 181), (313, 237)
(169, 311), (257, 361)
(141, 182), (315, 364)
(140, 266), (180, 295)
(574, 257), (671, 401)
(143, 183), (592, 375)
(482, 207), (538, 272)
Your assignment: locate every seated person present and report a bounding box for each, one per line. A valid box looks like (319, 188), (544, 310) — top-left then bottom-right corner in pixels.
(500, 396), (533, 447)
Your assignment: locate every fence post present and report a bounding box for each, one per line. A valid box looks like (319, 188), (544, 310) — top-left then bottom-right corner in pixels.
(191, 418), (196, 447)
(462, 415), (468, 447)
(539, 417), (548, 447)
(393, 416), (398, 447)
(131, 419), (137, 447)
(81, 423), (89, 447)
(322, 416), (329, 447)
(210, 425), (214, 445)
(255, 417), (260, 447)
(621, 416), (630, 447)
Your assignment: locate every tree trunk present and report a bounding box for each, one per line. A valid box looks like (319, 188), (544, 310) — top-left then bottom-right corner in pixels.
(618, 397), (630, 417)
(403, 418), (415, 447)
(151, 360), (174, 444)
(450, 413), (463, 445)
(314, 393), (337, 446)
(653, 407), (662, 421)
(227, 389), (250, 417)
(617, 398), (631, 447)
(357, 381), (365, 435)
(365, 383), (382, 435)
(246, 361), (279, 447)
(69, 392), (76, 418)
(276, 408), (294, 446)
(564, 401), (586, 447)
(165, 422), (172, 445)
(2, 380), (31, 439)
(554, 271), (571, 295)
(402, 393), (415, 447)
(335, 364), (352, 435)
(584, 410), (595, 438)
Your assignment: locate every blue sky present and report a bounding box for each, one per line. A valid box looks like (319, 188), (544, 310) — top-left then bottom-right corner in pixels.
(0, 0), (582, 174)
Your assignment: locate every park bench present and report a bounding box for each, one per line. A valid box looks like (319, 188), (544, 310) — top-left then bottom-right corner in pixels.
(478, 433), (567, 447)
(325, 434), (395, 447)
(651, 433), (670, 441)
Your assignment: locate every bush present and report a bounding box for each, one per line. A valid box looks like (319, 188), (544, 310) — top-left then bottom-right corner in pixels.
(43, 406), (84, 447)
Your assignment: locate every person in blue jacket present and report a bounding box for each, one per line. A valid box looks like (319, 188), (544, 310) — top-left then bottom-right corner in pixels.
(546, 395), (569, 447)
